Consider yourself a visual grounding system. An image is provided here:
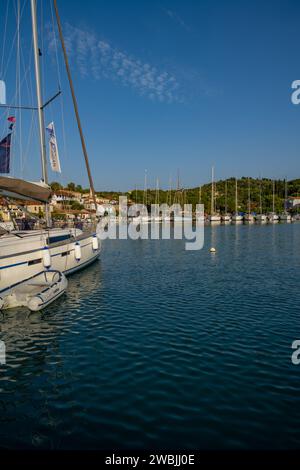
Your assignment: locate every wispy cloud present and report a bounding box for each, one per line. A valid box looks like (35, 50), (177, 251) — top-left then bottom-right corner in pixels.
(163, 8), (192, 32)
(48, 24), (183, 104)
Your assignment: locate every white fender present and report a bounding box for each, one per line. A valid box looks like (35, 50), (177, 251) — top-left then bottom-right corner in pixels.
(42, 247), (51, 268)
(92, 235), (99, 251)
(74, 242), (81, 261)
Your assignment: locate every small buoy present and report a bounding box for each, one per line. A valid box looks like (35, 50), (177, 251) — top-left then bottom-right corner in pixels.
(42, 246), (51, 268)
(210, 247), (216, 253)
(92, 235), (99, 251)
(74, 242), (81, 261)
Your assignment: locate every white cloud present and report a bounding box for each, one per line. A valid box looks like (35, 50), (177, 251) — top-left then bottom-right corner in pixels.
(49, 24), (183, 104)
(163, 8), (191, 32)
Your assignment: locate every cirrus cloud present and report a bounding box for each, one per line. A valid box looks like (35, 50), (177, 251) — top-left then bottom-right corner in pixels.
(48, 23), (183, 104)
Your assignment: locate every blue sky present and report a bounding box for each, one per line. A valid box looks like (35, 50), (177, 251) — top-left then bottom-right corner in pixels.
(1, 0), (300, 190)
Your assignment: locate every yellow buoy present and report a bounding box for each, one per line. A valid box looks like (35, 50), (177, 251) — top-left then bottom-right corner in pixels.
(210, 247), (216, 253)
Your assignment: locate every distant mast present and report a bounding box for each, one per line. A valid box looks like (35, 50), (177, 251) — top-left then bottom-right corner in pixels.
(211, 166), (215, 215)
(235, 178), (238, 214)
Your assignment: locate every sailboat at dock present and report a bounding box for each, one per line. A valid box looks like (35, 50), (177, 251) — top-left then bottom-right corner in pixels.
(267, 180), (279, 222)
(244, 178), (254, 223)
(255, 179), (267, 223)
(221, 180), (231, 222)
(279, 178), (291, 222)
(208, 166), (221, 223)
(232, 178), (243, 222)
(0, 0), (101, 292)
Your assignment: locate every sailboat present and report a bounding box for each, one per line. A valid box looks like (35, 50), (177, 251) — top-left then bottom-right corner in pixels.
(0, 0), (101, 292)
(196, 185), (205, 222)
(140, 169), (151, 223)
(151, 178), (161, 223)
(232, 178), (243, 222)
(221, 180), (231, 222)
(267, 180), (279, 222)
(244, 178), (254, 223)
(163, 175), (173, 222)
(255, 179), (267, 223)
(279, 178), (291, 222)
(173, 170), (183, 223)
(208, 166), (221, 223)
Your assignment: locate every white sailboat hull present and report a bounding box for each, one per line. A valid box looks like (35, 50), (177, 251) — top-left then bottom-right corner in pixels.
(232, 215), (243, 223)
(208, 215), (221, 223)
(0, 229), (101, 291)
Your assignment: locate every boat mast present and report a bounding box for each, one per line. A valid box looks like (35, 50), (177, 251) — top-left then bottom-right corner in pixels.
(259, 179), (263, 215)
(30, 0), (51, 227)
(284, 177), (288, 214)
(143, 169), (147, 207)
(235, 178), (238, 214)
(53, 0), (98, 213)
(225, 180), (228, 214)
(272, 180), (275, 213)
(248, 178), (251, 215)
(211, 166), (214, 215)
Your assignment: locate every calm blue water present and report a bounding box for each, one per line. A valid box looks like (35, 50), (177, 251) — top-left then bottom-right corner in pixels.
(1, 223), (300, 449)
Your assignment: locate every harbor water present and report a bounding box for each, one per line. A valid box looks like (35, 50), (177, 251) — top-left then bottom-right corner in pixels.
(0, 223), (300, 449)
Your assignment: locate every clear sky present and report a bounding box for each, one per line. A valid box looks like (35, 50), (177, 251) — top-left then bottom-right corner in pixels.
(1, 0), (300, 191)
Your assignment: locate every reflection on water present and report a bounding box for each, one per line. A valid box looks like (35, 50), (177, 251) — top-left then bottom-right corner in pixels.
(0, 224), (300, 449)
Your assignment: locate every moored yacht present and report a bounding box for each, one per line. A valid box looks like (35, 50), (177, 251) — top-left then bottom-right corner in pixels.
(255, 179), (267, 223)
(221, 181), (231, 223)
(279, 178), (291, 222)
(244, 178), (254, 223)
(208, 166), (221, 224)
(0, 1), (101, 291)
(231, 178), (243, 223)
(267, 180), (279, 222)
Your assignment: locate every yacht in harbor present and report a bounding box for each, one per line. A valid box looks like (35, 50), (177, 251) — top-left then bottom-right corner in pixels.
(279, 178), (291, 222)
(268, 180), (279, 222)
(232, 178), (243, 223)
(208, 167), (221, 223)
(0, 1), (101, 292)
(221, 180), (231, 223)
(196, 185), (205, 222)
(244, 178), (254, 223)
(151, 178), (162, 223)
(255, 179), (267, 223)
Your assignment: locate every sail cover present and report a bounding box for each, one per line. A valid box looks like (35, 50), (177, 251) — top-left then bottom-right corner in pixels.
(0, 177), (51, 203)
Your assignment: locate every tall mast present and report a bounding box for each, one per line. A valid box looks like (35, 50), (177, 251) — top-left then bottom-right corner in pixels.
(143, 169), (147, 206)
(235, 178), (238, 214)
(54, 0), (98, 213)
(272, 180), (275, 213)
(211, 166), (214, 215)
(259, 179), (262, 215)
(248, 178), (251, 215)
(31, 0), (48, 185)
(225, 180), (228, 214)
(284, 177), (288, 214)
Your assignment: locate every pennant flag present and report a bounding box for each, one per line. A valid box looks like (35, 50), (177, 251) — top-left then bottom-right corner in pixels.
(0, 133), (11, 174)
(46, 122), (61, 173)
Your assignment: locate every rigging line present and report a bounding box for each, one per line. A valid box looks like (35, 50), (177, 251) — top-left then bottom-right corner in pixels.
(2, 0), (27, 80)
(50, 0), (69, 180)
(0, 0), (9, 77)
(17, 0), (23, 175)
(20, 40), (35, 174)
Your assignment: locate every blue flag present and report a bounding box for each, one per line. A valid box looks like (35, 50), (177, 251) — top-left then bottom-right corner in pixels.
(0, 133), (11, 174)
